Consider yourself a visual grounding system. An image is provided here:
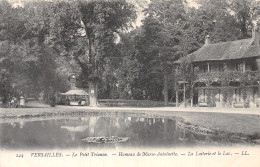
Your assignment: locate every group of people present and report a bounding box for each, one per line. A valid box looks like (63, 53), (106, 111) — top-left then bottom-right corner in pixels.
(8, 96), (25, 108)
(8, 97), (18, 108)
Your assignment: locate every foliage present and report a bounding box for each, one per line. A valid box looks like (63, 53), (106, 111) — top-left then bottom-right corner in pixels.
(0, 69), (12, 104)
(0, 0), (72, 104)
(47, 0), (136, 106)
(134, 0), (186, 102)
(182, 0), (241, 55)
(97, 30), (142, 99)
(116, 57), (142, 99)
(1, 0), (260, 106)
(0, 0), (136, 106)
(241, 86), (250, 108)
(222, 88), (228, 107)
(194, 70), (259, 107)
(205, 89), (211, 106)
(230, 0), (260, 38)
(48, 0), (137, 80)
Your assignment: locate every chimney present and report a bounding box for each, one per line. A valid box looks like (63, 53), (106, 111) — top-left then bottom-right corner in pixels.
(252, 26), (259, 47)
(205, 35), (211, 45)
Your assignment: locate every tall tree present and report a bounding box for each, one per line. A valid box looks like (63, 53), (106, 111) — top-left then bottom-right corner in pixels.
(230, 0), (260, 38)
(183, 0), (241, 53)
(136, 0), (186, 105)
(0, 0), (29, 103)
(0, 0), (72, 105)
(47, 0), (136, 106)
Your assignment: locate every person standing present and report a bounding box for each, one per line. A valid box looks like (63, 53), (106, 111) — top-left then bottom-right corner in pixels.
(20, 96), (25, 106)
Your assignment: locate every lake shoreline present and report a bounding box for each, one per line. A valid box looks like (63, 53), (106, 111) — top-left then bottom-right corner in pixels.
(1, 105), (260, 145)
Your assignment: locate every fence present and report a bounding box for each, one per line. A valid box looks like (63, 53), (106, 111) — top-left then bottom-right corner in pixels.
(98, 99), (175, 107)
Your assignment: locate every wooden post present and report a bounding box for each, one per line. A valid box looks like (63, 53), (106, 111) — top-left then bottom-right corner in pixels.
(243, 59), (246, 73)
(176, 90), (178, 107)
(184, 83), (186, 108)
(191, 84), (194, 107)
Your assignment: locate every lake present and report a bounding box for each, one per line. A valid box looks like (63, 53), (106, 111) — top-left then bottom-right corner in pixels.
(0, 112), (248, 150)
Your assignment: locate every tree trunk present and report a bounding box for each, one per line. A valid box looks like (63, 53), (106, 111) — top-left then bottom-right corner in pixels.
(89, 81), (97, 107)
(164, 71), (168, 106)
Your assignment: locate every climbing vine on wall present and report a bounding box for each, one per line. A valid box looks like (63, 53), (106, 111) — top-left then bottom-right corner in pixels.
(222, 88), (228, 107)
(241, 86), (250, 108)
(205, 89), (211, 106)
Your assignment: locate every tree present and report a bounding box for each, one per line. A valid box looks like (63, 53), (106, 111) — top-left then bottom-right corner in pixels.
(182, 0), (241, 55)
(0, 0), (28, 104)
(230, 0), (260, 38)
(46, 0), (136, 106)
(114, 30), (142, 99)
(0, 0), (72, 105)
(135, 0), (186, 105)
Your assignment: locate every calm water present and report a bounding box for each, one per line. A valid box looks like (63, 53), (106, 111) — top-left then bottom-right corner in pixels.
(0, 114), (241, 149)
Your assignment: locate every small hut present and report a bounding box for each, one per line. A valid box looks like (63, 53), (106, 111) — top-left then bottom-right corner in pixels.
(61, 74), (89, 106)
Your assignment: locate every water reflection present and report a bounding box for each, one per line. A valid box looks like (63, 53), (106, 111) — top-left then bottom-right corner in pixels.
(0, 116), (234, 150)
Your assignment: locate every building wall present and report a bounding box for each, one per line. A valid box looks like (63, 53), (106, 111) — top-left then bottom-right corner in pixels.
(197, 87), (259, 108)
(194, 56), (260, 108)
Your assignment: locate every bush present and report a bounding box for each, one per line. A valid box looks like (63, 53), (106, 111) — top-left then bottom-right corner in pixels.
(132, 88), (143, 100)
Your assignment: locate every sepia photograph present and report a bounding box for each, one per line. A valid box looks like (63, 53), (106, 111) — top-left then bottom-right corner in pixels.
(0, 0), (260, 166)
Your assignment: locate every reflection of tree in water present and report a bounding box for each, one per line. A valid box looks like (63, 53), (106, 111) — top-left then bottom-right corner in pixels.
(129, 118), (178, 147)
(81, 117), (181, 147)
(1, 120), (83, 149)
(0, 116), (220, 149)
(92, 117), (131, 137)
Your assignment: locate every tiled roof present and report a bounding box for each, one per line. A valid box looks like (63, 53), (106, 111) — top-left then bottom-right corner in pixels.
(189, 38), (260, 62)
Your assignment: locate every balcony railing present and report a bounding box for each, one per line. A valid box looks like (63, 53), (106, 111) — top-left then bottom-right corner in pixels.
(194, 70), (260, 84)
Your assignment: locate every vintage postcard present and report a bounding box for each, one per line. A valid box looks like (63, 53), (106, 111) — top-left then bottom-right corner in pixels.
(0, 0), (260, 166)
